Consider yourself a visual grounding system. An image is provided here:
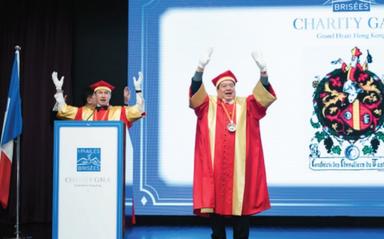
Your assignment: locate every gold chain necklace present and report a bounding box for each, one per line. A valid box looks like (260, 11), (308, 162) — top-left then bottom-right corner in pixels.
(220, 99), (236, 132)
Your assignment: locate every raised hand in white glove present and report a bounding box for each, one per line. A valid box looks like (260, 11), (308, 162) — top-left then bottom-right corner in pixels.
(251, 51), (267, 73)
(197, 48), (213, 70)
(133, 71), (143, 91)
(52, 71), (64, 91)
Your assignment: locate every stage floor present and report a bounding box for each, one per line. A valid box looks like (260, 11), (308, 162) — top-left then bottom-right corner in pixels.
(126, 226), (384, 239)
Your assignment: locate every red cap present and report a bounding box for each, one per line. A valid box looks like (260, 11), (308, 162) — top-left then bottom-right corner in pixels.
(90, 80), (115, 92)
(351, 47), (362, 57)
(211, 70), (237, 87)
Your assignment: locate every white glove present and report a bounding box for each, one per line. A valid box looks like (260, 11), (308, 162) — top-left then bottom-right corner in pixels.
(136, 93), (145, 112)
(52, 71), (64, 91)
(133, 72), (143, 91)
(52, 102), (59, 111)
(197, 48), (213, 69)
(54, 92), (66, 111)
(251, 51), (267, 72)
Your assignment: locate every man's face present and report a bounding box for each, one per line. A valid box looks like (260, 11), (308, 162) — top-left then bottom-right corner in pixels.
(124, 86), (131, 103)
(217, 80), (236, 102)
(95, 89), (111, 106)
(87, 93), (97, 107)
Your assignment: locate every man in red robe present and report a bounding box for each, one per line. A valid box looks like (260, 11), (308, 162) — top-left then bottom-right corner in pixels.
(52, 72), (145, 225)
(52, 71), (145, 127)
(189, 49), (276, 239)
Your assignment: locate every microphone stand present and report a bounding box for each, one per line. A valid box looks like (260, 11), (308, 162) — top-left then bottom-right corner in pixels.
(85, 108), (96, 121)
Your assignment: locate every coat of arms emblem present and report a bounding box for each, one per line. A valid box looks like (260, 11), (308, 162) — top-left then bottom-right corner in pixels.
(310, 47), (384, 170)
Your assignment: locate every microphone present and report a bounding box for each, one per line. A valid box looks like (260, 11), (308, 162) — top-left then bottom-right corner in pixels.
(85, 109), (96, 121)
(87, 104), (109, 121)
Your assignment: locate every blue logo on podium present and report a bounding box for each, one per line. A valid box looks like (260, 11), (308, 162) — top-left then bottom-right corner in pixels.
(77, 148), (101, 172)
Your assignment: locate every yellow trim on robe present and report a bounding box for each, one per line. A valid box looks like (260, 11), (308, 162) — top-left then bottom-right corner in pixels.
(107, 105), (143, 123)
(190, 85), (217, 168)
(208, 96), (218, 169)
(81, 106), (95, 120)
(56, 104), (79, 120)
(125, 105), (144, 123)
(253, 81), (276, 108)
(108, 106), (122, 120)
(232, 97), (247, 216)
(190, 84), (208, 108)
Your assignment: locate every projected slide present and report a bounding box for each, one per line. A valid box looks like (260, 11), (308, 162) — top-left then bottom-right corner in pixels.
(128, 0), (384, 216)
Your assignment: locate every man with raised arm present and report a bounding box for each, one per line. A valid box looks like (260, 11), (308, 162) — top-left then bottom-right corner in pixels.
(189, 48), (276, 239)
(52, 71), (145, 128)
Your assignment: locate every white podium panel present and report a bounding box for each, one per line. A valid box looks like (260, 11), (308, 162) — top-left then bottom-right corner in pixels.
(52, 121), (124, 239)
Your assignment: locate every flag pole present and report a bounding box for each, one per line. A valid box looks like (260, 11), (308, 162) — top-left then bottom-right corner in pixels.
(7, 137), (30, 239)
(15, 136), (21, 239)
(5, 45), (31, 239)
(12, 137), (31, 239)
(14, 45), (22, 239)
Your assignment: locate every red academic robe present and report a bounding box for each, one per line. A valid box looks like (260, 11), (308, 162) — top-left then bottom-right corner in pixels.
(190, 81), (276, 216)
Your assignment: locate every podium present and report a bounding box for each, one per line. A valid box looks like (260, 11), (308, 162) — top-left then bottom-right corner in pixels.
(52, 121), (125, 239)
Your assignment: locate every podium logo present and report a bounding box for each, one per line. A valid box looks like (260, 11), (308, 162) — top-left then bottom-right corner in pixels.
(77, 148), (101, 172)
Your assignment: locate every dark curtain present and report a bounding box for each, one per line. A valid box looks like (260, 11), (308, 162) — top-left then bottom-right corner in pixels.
(0, 0), (73, 237)
(0, 0), (127, 237)
(72, 0), (128, 106)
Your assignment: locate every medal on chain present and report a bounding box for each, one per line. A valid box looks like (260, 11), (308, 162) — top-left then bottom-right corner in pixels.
(221, 100), (236, 133)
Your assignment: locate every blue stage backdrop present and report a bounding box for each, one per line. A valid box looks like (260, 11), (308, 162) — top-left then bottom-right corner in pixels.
(128, 0), (384, 216)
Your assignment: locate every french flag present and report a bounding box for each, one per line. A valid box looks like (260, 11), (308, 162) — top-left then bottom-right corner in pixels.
(0, 47), (22, 209)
